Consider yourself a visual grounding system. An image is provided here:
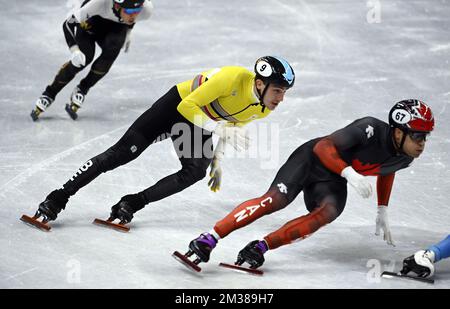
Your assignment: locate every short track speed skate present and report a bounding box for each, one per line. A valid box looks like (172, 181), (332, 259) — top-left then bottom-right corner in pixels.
(381, 271), (434, 284)
(21, 191), (66, 232)
(93, 217), (130, 232)
(172, 233), (218, 273)
(219, 262), (264, 276)
(172, 250), (202, 273)
(20, 211), (52, 232)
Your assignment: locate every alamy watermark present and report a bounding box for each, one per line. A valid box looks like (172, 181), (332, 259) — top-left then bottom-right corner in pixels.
(366, 258), (396, 283)
(154, 121), (281, 170)
(66, 259), (81, 284)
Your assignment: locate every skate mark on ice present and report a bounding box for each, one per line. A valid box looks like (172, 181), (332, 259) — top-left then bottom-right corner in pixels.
(0, 126), (128, 196)
(4, 267), (39, 282)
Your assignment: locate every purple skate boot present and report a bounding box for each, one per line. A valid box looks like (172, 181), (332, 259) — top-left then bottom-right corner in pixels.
(172, 233), (218, 273)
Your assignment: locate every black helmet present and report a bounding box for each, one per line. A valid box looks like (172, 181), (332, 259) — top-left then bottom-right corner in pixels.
(254, 56), (295, 89)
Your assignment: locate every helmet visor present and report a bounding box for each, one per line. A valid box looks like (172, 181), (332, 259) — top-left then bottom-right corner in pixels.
(123, 6), (143, 15)
(408, 131), (430, 142)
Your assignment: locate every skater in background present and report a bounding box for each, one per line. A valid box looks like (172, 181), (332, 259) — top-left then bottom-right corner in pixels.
(26, 56), (295, 229)
(401, 235), (450, 278)
(183, 100), (435, 270)
(30, 0), (153, 121)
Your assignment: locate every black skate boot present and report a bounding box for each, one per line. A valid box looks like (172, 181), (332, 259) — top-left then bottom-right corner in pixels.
(21, 189), (68, 231)
(400, 251), (435, 278)
(236, 240), (268, 269)
(37, 189), (68, 221)
(172, 233), (218, 273)
(381, 250), (435, 284)
(65, 86), (85, 120)
(217, 240), (267, 275)
(31, 95), (54, 121)
(188, 233), (218, 263)
(93, 194), (145, 232)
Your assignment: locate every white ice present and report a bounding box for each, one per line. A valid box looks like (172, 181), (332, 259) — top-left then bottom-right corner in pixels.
(0, 0), (449, 289)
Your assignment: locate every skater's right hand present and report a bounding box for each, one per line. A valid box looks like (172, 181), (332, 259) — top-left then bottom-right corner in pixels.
(70, 45), (86, 68)
(208, 158), (222, 192)
(341, 166), (372, 198)
(213, 122), (250, 152)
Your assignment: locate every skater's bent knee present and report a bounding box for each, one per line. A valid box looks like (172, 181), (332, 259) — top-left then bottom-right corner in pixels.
(178, 165), (207, 184)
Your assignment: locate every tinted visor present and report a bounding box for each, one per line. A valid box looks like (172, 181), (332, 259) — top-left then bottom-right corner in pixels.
(123, 6), (143, 15)
(408, 131), (430, 142)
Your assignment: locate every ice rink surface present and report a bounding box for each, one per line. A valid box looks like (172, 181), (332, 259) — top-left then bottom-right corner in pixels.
(0, 0), (449, 288)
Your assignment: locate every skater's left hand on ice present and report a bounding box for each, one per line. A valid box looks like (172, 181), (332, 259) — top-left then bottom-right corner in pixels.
(124, 36), (131, 53)
(208, 158), (222, 192)
(375, 205), (395, 246)
(124, 40), (131, 53)
(123, 29), (132, 53)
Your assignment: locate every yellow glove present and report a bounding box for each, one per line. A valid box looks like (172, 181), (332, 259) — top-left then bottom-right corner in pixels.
(208, 158), (222, 192)
(208, 137), (225, 192)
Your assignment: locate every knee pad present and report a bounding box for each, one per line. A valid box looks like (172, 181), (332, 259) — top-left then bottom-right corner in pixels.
(91, 57), (115, 75)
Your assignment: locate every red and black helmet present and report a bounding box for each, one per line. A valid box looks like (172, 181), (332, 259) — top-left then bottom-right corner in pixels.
(389, 99), (435, 133)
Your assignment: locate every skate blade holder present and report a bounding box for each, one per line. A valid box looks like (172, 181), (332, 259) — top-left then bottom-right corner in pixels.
(93, 217), (130, 232)
(20, 214), (51, 232)
(172, 251), (202, 273)
(219, 262), (264, 276)
(381, 271), (434, 284)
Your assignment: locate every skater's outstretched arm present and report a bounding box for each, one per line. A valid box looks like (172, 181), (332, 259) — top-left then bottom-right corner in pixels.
(376, 174), (395, 206)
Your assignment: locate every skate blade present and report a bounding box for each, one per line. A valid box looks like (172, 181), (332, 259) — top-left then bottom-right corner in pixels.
(381, 271), (434, 284)
(65, 104), (78, 120)
(219, 262), (264, 276)
(20, 214), (51, 232)
(172, 251), (202, 273)
(92, 218), (130, 232)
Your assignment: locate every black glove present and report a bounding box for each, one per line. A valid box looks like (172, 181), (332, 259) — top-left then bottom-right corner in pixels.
(110, 193), (146, 224)
(235, 240), (268, 269)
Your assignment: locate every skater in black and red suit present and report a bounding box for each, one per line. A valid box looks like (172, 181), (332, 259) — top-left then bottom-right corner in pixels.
(184, 99), (435, 270)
